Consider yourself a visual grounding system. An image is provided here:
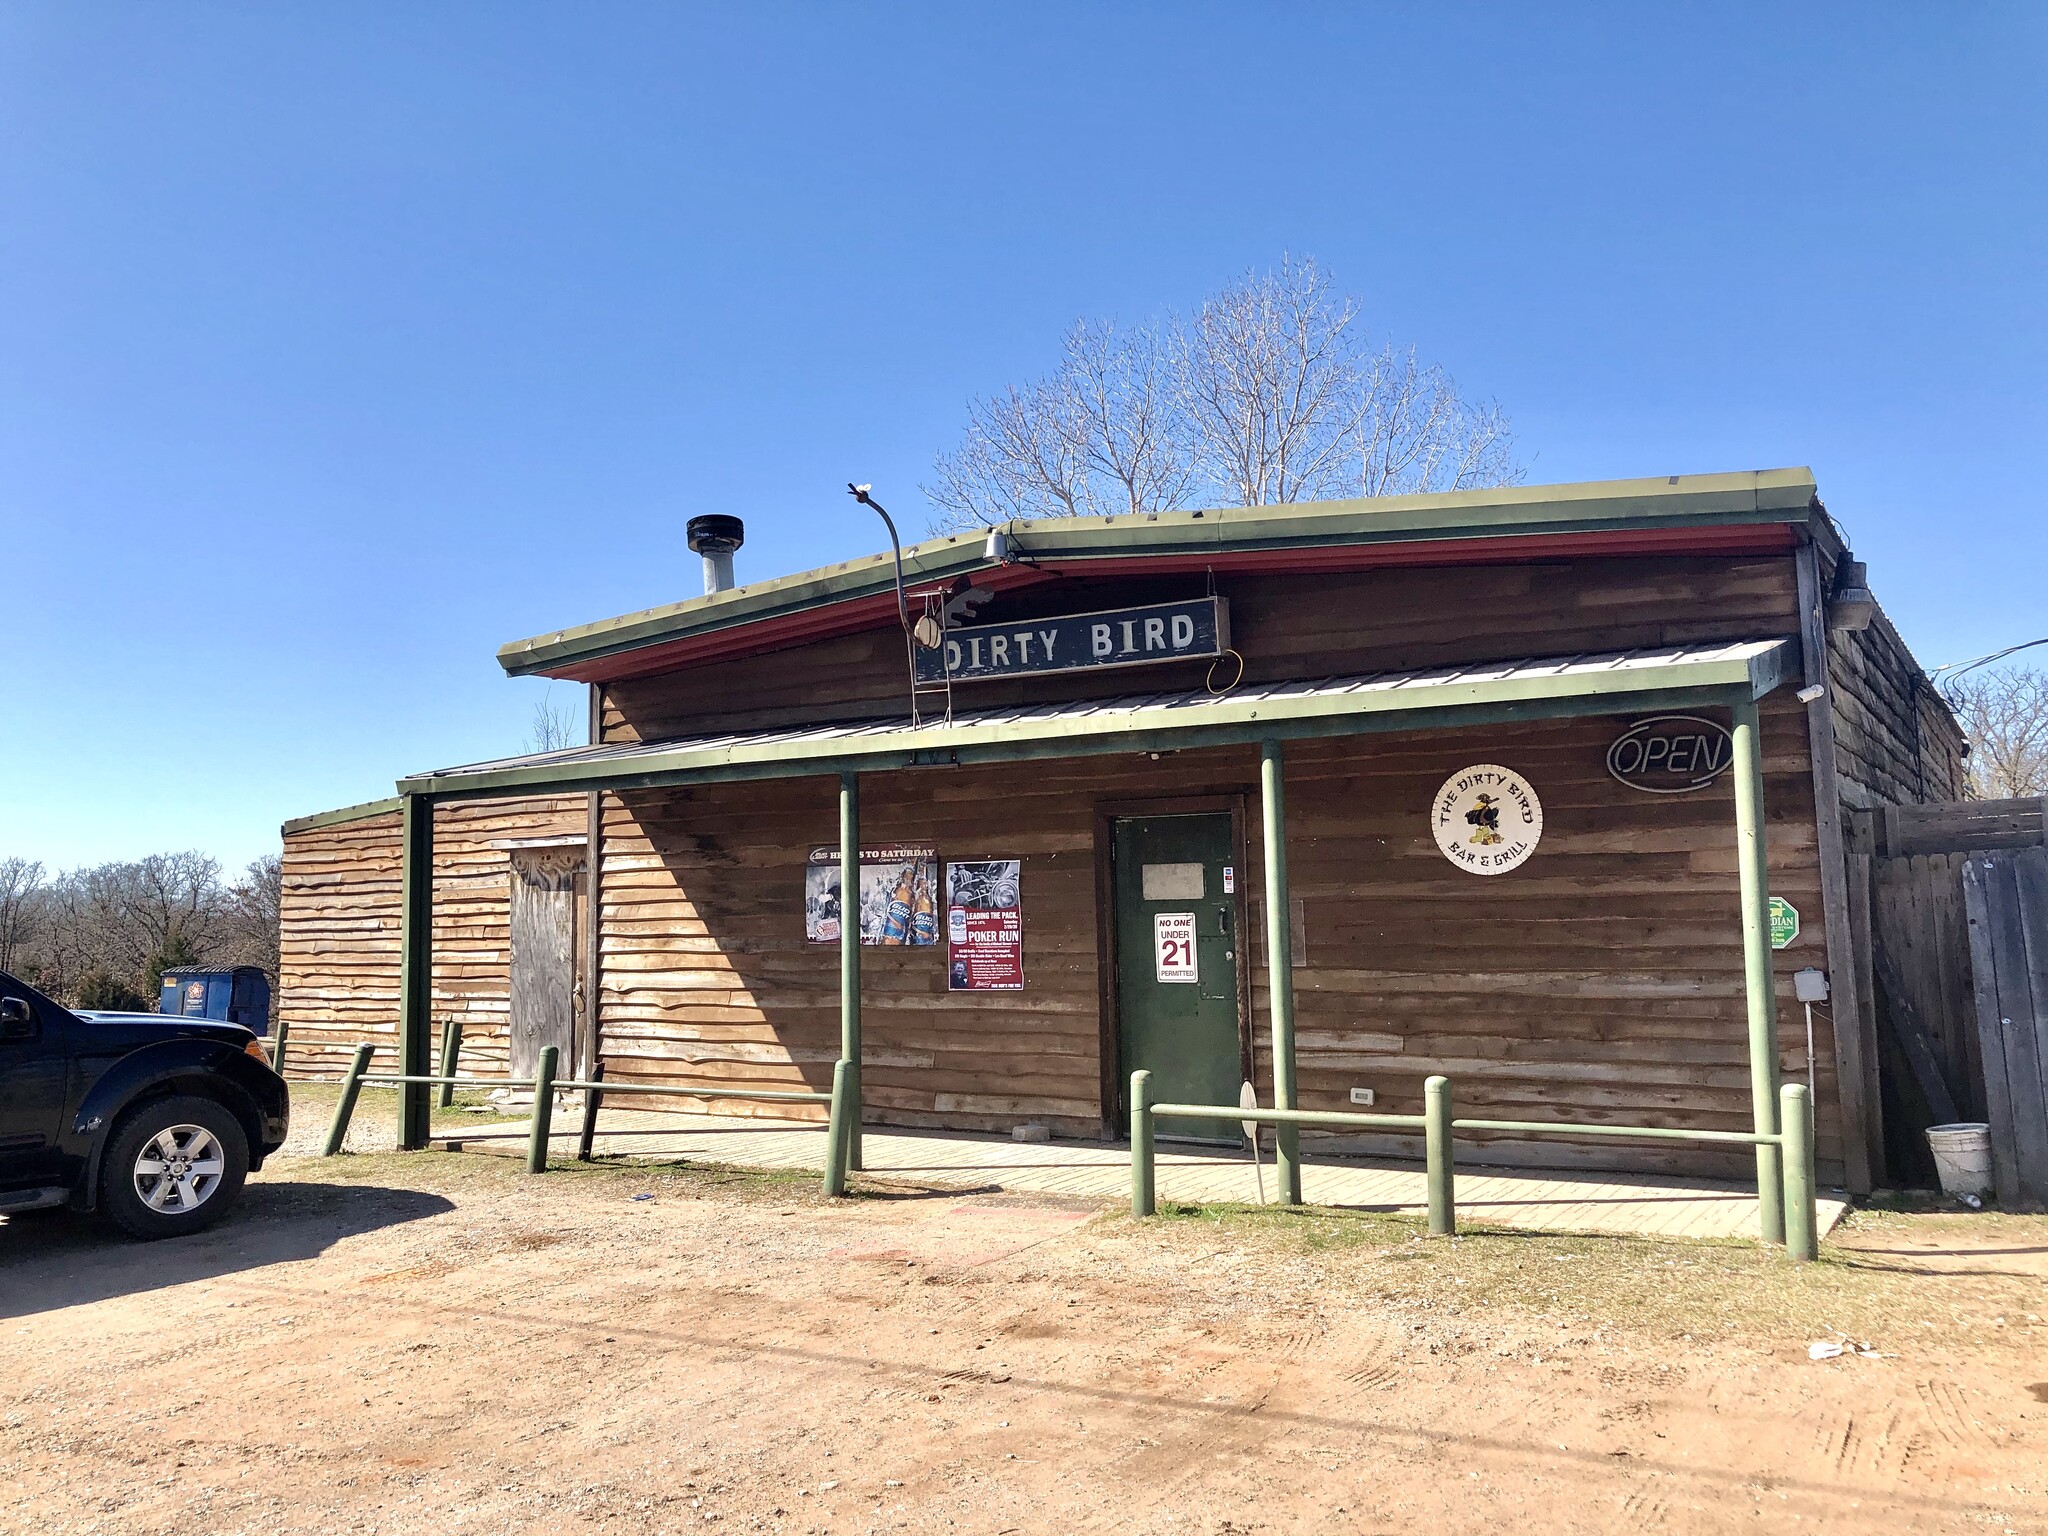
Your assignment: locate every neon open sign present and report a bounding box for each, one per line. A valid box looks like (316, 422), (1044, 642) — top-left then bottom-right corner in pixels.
(913, 597), (1229, 684)
(1606, 714), (1734, 794)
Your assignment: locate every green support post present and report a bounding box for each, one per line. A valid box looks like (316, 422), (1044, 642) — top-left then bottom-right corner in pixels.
(1731, 693), (1785, 1244)
(322, 1043), (374, 1156)
(1259, 741), (1303, 1205)
(1780, 1082), (1818, 1262)
(396, 793), (435, 1151)
(822, 1058), (852, 1197)
(838, 772), (863, 1174)
(270, 1020), (289, 1078)
(1425, 1074), (1455, 1236)
(576, 1060), (606, 1162)
(437, 1017), (461, 1109)
(527, 1045), (558, 1174)
(1130, 1069), (1155, 1217)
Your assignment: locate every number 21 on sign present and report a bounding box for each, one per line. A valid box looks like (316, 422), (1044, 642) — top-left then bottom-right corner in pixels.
(1154, 911), (1199, 984)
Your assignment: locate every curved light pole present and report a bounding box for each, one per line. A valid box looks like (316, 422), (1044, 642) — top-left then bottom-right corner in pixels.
(847, 483), (926, 724)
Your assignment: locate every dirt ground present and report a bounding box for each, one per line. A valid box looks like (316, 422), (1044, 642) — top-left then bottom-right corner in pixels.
(3, 1123), (2044, 1536)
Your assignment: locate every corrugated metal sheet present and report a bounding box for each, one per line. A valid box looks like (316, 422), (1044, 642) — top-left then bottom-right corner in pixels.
(405, 638), (1796, 798)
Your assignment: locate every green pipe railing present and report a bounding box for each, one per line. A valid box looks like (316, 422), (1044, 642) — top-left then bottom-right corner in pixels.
(437, 1018), (462, 1109)
(320, 1042), (377, 1156)
(325, 1043), (839, 1188)
(268, 1020), (290, 1077)
(1128, 1071), (1821, 1261)
(1130, 1069), (1455, 1233)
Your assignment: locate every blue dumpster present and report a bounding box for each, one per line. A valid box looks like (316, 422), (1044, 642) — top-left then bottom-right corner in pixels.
(159, 966), (272, 1036)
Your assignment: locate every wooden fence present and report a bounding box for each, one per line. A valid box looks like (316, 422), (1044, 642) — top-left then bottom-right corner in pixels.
(1845, 797), (2046, 1188)
(1961, 849), (2048, 1210)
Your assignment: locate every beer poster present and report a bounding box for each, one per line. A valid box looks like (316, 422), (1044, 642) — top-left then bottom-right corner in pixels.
(804, 845), (939, 946)
(945, 859), (1024, 991)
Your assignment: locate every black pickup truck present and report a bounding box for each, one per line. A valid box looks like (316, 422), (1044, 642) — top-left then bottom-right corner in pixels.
(0, 970), (289, 1239)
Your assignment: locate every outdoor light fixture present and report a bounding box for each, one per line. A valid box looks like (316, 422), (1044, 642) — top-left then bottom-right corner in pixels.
(985, 527), (1012, 564)
(1827, 559), (1877, 632)
(847, 482), (935, 724)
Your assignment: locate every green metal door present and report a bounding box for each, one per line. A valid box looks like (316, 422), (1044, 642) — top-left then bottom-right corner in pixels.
(1113, 813), (1242, 1142)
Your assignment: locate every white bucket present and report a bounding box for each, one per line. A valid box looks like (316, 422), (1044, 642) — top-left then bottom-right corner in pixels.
(1925, 1122), (1993, 1197)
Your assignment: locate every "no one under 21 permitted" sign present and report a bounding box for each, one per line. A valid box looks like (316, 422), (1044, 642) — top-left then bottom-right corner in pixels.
(913, 597), (1229, 684)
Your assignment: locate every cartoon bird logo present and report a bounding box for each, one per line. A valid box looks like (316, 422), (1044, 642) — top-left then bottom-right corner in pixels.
(1465, 793), (1504, 846)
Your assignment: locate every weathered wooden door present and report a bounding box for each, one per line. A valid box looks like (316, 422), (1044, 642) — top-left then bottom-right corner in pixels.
(509, 849), (583, 1079)
(1112, 814), (1242, 1141)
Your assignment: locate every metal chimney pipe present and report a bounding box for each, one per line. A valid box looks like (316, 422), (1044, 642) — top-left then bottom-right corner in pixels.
(686, 514), (746, 595)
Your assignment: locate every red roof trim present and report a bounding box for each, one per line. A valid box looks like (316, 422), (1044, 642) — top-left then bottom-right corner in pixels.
(554, 522), (1797, 684)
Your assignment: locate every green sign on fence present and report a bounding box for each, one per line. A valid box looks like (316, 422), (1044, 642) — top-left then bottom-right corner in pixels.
(1769, 896), (1799, 950)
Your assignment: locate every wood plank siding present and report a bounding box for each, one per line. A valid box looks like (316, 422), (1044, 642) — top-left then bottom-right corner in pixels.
(600, 555), (1803, 743)
(1825, 583), (1966, 809)
(587, 694), (1838, 1179)
(279, 796), (584, 1078)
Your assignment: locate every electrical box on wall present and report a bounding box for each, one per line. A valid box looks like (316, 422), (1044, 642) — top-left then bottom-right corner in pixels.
(1349, 1087), (1376, 1107)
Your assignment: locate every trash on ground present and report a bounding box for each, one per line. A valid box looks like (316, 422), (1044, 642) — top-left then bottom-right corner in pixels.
(1809, 1328), (1888, 1361)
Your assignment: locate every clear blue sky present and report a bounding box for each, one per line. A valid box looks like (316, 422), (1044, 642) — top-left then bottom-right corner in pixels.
(3, 5), (2043, 870)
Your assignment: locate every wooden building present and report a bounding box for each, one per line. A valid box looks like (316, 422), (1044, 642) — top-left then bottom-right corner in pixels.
(279, 470), (1964, 1207)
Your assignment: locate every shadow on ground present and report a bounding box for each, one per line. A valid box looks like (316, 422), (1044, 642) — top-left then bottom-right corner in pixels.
(0, 1179), (454, 1319)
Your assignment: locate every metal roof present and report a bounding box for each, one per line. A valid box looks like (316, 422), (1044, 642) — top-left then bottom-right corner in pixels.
(497, 469), (1820, 683)
(280, 796), (404, 836)
(410, 637), (1798, 802)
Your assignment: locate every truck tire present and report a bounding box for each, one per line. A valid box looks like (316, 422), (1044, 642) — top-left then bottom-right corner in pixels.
(98, 1096), (249, 1240)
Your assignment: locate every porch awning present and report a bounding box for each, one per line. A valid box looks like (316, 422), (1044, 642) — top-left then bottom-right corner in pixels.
(399, 637), (1798, 802)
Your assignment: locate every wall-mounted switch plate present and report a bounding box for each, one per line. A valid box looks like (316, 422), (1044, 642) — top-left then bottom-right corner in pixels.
(1349, 1087), (1375, 1107)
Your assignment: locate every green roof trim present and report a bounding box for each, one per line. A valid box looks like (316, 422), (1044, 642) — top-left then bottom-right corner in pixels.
(282, 796), (404, 836)
(496, 469), (1818, 680)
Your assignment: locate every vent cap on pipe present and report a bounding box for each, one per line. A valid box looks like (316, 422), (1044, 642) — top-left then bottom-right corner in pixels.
(686, 514), (746, 594)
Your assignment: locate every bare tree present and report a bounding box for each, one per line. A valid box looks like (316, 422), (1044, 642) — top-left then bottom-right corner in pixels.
(1949, 667), (2048, 799)
(73, 853), (227, 988)
(926, 376), (1094, 529)
(528, 694), (578, 753)
(1177, 255), (1368, 507)
(925, 255), (1522, 530)
(1066, 320), (1197, 516)
(1, 849), (290, 1009)
(1357, 344), (1520, 497)
(0, 858), (45, 974)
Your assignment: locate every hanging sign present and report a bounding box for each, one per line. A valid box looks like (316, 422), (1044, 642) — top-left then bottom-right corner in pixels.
(912, 597), (1228, 684)
(1154, 912), (1199, 983)
(946, 859), (1024, 991)
(1607, 715), (1734, 794)
(1431, 764), (1544, 875)
(1769, 896), (1800, 950)
(804, 845), (939, 946)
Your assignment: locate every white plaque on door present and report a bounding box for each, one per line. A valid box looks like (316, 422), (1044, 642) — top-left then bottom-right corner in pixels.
(1141, 862), (1205, 900)
(1154, 911), (1199, 983)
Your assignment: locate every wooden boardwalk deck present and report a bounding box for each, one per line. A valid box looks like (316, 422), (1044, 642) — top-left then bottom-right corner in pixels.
(450, 1108), (1848, 1242)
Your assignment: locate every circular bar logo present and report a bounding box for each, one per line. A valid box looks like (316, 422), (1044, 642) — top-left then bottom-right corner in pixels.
(1606, 714), (1733, 794)
(1432, 764), (1543, 875)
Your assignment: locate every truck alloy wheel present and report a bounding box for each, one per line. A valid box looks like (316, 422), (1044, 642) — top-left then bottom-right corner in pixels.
(132, 1124), (227, 1213)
